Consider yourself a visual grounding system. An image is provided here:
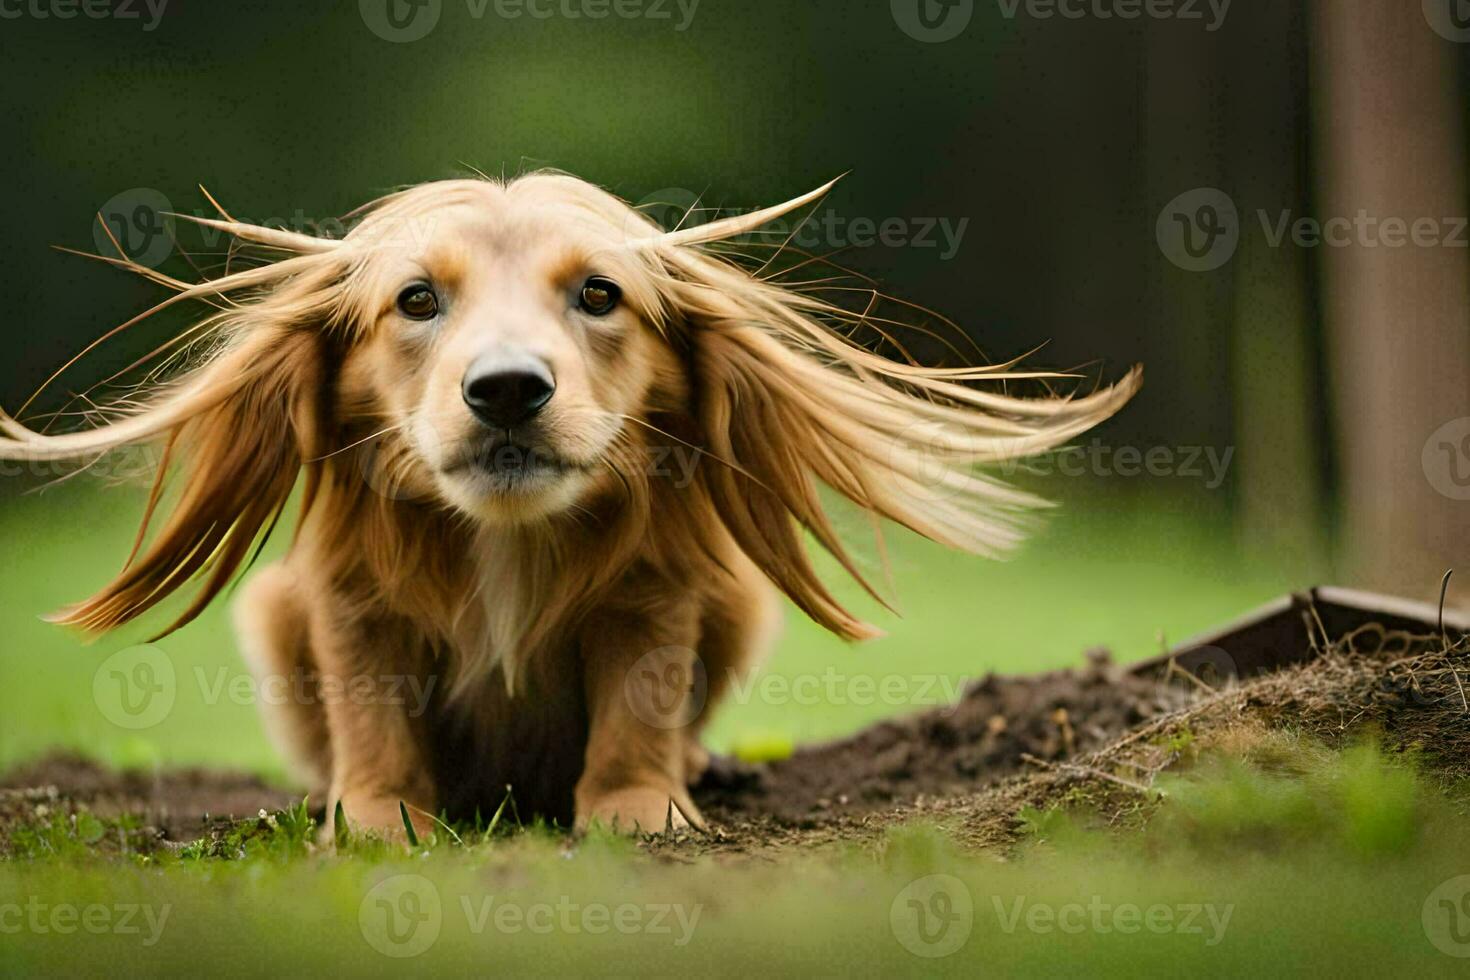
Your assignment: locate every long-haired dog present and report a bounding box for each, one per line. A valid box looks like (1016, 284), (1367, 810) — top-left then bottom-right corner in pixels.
(0, 173), (1138, 836)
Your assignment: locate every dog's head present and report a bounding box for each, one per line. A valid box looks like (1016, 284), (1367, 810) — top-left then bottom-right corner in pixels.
(335, 177), (687, 525)
(0, 172), (1139, 637)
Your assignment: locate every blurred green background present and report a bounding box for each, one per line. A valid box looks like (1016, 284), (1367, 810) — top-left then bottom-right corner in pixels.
(1, 1), (1464, 775)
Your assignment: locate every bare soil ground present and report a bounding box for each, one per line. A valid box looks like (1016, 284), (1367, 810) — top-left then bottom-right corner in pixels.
(4, 620), (1465, 860)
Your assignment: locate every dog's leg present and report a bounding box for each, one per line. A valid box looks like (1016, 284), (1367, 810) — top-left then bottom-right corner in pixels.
(233, 563), (331, 798)
(574, 600), (705, 832)
(310, 611), (439, 843)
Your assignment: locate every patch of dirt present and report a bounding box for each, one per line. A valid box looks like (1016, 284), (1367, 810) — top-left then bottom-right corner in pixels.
(0, 754), (296, 845)
(693, 648), (1194, 823)
(0, 647), (1201, 850)
(3, 620), (1466, 859)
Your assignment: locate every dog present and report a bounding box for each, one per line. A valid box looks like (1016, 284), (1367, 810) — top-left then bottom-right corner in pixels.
(0, 173), (1138, 837)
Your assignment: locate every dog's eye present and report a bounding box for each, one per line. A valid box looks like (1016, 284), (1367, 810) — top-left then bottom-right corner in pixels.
(397, 284), (439, 320)
(578, 277), (622, 317)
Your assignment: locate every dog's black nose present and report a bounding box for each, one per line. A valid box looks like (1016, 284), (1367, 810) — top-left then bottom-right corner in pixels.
(462, 355), (556, 428)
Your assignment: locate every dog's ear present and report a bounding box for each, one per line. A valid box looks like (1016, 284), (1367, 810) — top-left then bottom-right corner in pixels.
(0, 236), (346, 636)
(61, 326), (326, 635)
(657, 247), (1141, 640)
(41, 324), (327, 635)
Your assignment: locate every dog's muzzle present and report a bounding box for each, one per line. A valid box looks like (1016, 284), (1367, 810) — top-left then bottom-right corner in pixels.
(461, 353), (555, 429)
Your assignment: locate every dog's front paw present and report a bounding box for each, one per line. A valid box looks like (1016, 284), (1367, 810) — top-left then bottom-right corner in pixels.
(325, 792), (437, 846)
(575, 786), (703, 834)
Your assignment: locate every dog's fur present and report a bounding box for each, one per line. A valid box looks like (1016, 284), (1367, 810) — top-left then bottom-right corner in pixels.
(0, 173), (1138, 835)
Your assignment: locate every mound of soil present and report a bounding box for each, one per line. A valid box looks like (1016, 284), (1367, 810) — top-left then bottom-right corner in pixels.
(694, 648), (1194, 823)
(4, 593), (1465, 857)
(0, 647), (1197, 846)
(0, 755), (296, 845)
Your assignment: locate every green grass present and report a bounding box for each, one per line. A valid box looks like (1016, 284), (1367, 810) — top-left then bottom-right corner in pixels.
(3, 740), (1468, 976)
(0, 482), (1326, 777)
(7, 483), (1470, 976)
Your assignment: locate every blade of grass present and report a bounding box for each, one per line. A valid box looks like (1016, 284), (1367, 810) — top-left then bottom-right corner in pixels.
(398, 801), (420, 847)
(485, 788), (513, 838)
(333, 800), (349, 850)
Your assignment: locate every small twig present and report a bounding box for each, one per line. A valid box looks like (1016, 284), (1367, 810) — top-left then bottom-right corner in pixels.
(1439, 570), (1468, 713)
(1021, 753), (1160, 796)
(1165, 658), (1219, 695)
(1439, 569), (1453, 651)
(1305, 600), (1332, 656)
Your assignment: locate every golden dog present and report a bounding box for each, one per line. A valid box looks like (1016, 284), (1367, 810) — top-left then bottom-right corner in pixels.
(0, 173), (1138, 836)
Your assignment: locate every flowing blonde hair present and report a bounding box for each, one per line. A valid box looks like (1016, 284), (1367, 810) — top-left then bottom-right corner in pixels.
(0, 173), (1140, 663)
